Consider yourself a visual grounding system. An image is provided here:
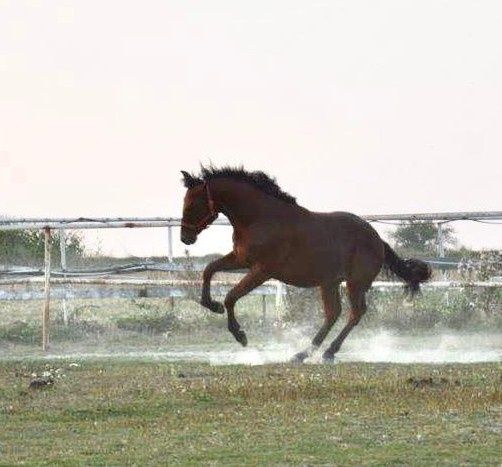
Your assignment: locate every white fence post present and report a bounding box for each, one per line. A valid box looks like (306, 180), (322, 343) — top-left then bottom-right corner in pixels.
(59, 229), (68, 325)
(261, 294), (267, 325)
(437, 223), (445, 257)
(168, 225), (173, 262)
(437, 222), (447, 279)
(42, 228), (51, 351)
(275, 281), (284, 321)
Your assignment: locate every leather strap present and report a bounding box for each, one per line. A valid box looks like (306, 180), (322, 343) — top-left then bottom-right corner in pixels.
(181, 183), (218, 234)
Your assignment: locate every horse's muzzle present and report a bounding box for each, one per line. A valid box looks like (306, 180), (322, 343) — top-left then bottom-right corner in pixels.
(181, 229), (197, 245)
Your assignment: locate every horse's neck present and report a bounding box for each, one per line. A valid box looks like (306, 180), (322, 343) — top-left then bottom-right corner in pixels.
(213, 180), (295, 227)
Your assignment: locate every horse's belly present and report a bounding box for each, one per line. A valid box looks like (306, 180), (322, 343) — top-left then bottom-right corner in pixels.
(270, 253), (342, 287)
(272, 272), (323, 288)
(233, 223), (346, 286)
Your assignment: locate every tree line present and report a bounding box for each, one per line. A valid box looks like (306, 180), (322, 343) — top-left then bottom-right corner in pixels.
(0, 230), (84, 266)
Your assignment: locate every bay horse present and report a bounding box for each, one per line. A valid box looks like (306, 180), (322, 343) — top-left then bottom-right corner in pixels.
(180, 166), (431, 362)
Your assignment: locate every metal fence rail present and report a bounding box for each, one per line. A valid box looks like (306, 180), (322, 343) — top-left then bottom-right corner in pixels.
(1, 210), (501, 261)
(1, 258), (492, 279)
(1, 211), (501, 229)
(0, 278), (499, 301)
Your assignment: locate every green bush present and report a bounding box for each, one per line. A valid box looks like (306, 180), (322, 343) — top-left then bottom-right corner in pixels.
(0, 319), (106, 344)
(115, 302), (178, 334)
(0, 230), (84, 265)
(0, 320), (40, 344)
(115, 315), (177, 334)
(284, 285), (502, 331)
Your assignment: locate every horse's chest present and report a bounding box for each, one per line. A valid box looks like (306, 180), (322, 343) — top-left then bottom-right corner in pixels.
(233, 229), (271, 266)
(232, 231), (251, 264)
(234, 239), (260, 266)
(234, 243), (248, 263)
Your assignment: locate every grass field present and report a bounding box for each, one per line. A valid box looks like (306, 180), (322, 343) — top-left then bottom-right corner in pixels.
(0, 359), (500, 465)
(1, 293), (501, 464)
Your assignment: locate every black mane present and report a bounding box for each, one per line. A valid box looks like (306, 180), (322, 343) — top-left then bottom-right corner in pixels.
(184, 165), (297, 205)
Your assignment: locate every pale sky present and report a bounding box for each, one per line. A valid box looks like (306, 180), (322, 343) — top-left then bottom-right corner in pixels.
(0, 0), (501, 257)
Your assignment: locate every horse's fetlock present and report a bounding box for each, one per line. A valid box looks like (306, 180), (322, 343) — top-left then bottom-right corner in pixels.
(228, 323), (239, 333)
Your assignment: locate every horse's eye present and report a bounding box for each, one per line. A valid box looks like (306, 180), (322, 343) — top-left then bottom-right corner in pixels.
(191, 199), (202, 211)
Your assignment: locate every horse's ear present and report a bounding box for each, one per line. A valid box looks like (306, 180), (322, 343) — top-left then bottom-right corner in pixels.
(181, 170), (196, 188)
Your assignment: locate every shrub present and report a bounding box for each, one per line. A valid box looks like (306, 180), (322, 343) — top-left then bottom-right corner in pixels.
(0, 230), (84, 265)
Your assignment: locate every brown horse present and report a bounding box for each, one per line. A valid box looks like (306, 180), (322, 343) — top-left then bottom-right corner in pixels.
(180, 166), (431, 362)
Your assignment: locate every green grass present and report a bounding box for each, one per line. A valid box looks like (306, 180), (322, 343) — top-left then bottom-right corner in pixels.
(0, 360), (500, 465)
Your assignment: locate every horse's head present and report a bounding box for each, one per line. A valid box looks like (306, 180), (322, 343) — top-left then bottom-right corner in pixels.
(180, 170), (218, 245)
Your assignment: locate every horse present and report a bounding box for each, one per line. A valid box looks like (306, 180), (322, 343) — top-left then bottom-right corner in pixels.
(180, 166), (431, 362)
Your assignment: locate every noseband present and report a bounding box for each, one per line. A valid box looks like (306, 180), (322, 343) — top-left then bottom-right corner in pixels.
(181, 183), (218, 234)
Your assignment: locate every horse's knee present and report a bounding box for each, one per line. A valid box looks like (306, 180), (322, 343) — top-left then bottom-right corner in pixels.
(349, 317), (361, 327)
(202, 267), (214, 283)
(325, 310), (340, 323)
(201, 299), (225, 314)
(224, 294), (236, 310)
(348, 309), (365, 326)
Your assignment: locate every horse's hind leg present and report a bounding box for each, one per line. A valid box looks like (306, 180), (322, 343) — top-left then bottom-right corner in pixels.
(322, 281), (368, 362)
(223, 267), (270, 347)
(291, 282), (341, 363)
(201, 252), (242, 314)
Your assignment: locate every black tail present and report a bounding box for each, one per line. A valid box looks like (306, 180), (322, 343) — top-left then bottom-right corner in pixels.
(383, 242), (432, 295)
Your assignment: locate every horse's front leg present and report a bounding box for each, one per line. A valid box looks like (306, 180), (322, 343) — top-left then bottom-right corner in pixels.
(201, 252), (242, 314)
(224, 267), (270, 346)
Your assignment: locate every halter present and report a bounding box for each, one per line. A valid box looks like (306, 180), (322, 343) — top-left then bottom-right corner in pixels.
(181, 182), (218, 234)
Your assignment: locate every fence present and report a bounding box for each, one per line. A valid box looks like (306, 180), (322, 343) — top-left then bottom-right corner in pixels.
(1, 211), (501, 350)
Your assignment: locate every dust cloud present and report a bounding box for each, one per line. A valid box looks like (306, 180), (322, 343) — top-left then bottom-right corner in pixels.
(31, 329), (501, 366)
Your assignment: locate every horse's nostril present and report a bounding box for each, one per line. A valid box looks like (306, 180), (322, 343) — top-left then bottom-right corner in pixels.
(181, 232), (196, 245)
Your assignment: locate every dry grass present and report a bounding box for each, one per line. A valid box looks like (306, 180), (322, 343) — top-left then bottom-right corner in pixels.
(0, 359), (500, 465)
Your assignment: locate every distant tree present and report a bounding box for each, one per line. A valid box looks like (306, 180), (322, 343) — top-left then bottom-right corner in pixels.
(0, 230), (84, 265)
(389, 221), (456, 256)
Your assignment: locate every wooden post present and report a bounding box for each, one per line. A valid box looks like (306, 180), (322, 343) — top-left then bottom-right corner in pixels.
(42, 228), (51, 351)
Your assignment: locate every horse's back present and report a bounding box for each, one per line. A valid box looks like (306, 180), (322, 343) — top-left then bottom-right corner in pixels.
(314, 211), (380, 241)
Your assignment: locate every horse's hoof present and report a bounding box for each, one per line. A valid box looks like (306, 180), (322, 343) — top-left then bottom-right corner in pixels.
(202, 300), (225, 314)
(291, 351), (309, 364)
(322, 352), (335, 363)
(234, 330), (248, 347)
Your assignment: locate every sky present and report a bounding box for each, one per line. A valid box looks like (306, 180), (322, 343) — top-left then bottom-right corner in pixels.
(0, 0), (501, 258)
